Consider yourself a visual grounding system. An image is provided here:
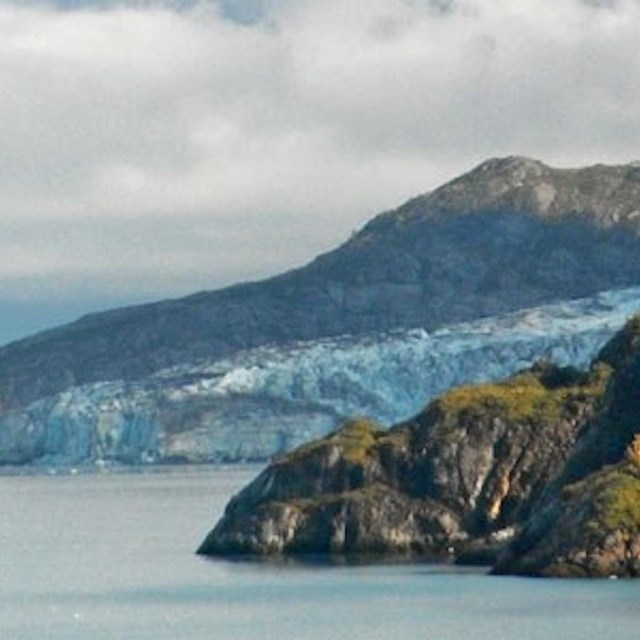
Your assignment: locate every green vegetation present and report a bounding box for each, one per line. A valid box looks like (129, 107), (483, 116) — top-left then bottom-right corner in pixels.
(437, 363), (608, 425)
(281, 417), (385, 466)
(598, 466), (640, 532)
(326, 418), (384, 463)
(563, 461), (640, 535)
(439, 376), (553, 423)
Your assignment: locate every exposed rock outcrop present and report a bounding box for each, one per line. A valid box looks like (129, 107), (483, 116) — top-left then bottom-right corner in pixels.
(199, 315), (640, 577)
(198, 419), (465, 556)
(494, 316), (640, 576)
(197, 362), (606, 558)
(494, 458), (640, 577)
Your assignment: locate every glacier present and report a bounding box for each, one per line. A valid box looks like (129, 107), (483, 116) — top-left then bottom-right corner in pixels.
(1, 286), (640, 467)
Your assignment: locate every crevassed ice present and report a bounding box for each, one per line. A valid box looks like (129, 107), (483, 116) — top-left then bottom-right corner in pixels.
(2, 286), (640, 466)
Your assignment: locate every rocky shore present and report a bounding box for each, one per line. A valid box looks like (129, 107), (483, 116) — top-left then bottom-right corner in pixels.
(199, 315), (640, 577)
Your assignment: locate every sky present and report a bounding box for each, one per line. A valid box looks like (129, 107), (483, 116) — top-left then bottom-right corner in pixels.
(1, 0), (640, 345)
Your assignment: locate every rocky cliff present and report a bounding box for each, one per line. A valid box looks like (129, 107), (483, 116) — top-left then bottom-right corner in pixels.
(494, 316), (640, 577)
(1, 287), (637, 466)
(197, 361), (607, 557)
(199, 314), (640, 577)
(3, 156), (640, 410)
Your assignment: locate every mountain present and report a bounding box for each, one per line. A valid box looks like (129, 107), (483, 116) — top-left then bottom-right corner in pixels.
(198, 313), (640, 577)
(1, 286), (638, 466)
(3, 156), (640, 411)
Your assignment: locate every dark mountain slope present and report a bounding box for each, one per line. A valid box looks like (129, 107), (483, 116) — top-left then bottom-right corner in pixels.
(3, 156), (640, 409)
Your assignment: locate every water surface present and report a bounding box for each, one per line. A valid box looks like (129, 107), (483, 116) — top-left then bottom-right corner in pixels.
(1, 466), (638, 639)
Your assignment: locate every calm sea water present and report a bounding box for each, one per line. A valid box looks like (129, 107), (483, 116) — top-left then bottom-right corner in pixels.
(1, 465), (638, 640)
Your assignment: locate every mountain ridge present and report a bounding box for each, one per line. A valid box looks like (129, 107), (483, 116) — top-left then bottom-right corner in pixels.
(357, 155), (640, 235)
(3, 156), (640, 411)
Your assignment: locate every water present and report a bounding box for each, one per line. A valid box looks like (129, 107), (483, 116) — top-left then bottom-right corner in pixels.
(1, 466), (638, 639)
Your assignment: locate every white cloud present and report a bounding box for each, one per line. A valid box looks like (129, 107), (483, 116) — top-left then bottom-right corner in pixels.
(1, 0), (640, 341)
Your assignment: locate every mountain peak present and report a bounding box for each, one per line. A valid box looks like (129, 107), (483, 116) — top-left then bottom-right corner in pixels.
(473, 155), (548, 175)
(412, 155), (640, 226)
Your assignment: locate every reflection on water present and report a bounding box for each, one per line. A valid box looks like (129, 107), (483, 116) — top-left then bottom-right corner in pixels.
(1, 465), (639, 640)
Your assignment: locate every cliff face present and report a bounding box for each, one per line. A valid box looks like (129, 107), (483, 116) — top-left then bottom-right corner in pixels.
(199, 315), (640, 577)
(494, 459), (640, 577)
(196, 419), (460, 556)
(3, 157), (640, 410)
(197, 362), (605, 558)
(494, 317), (640, 577)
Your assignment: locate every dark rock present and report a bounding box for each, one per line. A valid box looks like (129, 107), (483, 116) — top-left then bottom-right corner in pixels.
(197, 418), (464, 557)
(494, 459), (640, 577)
(199, 316), (640, 576)
(198, 364), (605, 558)
(494, 316), (640, 577)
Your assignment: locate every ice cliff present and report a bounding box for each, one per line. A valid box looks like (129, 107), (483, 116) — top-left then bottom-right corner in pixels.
(2, 286), (640, 466)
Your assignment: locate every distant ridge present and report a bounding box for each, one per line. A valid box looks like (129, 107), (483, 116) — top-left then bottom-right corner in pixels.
(2, 156), (640, 409)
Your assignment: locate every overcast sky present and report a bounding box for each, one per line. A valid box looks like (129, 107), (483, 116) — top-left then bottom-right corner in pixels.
(1, 0), (640, 345)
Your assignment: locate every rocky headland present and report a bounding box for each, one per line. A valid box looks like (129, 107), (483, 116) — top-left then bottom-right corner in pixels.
(198, 315), (640, 577)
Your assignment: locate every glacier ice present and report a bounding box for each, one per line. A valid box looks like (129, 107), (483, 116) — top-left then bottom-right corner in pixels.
(1, 286), (640, 466)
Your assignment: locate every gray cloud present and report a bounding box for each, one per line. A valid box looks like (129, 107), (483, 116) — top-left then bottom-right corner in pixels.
(1, 0), (640, 343)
